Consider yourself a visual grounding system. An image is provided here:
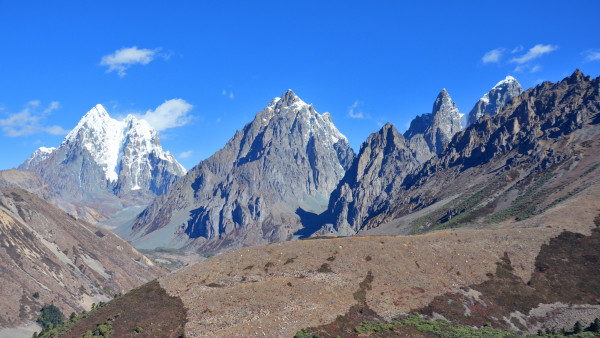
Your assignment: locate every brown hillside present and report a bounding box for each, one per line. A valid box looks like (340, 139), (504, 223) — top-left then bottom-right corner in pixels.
(0, 187), (165, 328)
(158, 177), (600, 337)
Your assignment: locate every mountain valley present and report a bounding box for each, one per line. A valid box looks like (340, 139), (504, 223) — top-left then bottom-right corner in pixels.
(2, 70), (600, 337)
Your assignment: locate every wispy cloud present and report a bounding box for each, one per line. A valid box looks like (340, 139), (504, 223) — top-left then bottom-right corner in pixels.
(510, 44), (558, 64)
(514, 64), (543, 73)
(0, 101), (67, 137)
(134, 99), (193, 131)
(583, 49), (600, 62)
(100, 46), (166, 77)
(511, 45), (524, 54)
(482, 48), (503, 64)
(222, 89), (235, 100)
(179, 150), (193, 159)
(348, 101), (365, 119)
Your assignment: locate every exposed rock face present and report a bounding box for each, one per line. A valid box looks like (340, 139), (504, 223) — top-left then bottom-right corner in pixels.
(404, 88), (463, 162)
(0, 187), (164, 328)
(131, 90), (355, 251)
(467, 76), (523, 126)
(324, 123), (420, 235)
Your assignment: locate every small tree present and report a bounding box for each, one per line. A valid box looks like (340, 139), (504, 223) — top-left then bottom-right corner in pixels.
(36, 304), (64, 329)
(33, 292), (40, 299)
(70, 312), (77, 321)
(590, 318), (600, 333)
(574, 320), (583, 334)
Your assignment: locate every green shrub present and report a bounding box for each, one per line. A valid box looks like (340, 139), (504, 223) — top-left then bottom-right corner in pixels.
(36, 304), (64, 329)
(133, 325), (143, 333)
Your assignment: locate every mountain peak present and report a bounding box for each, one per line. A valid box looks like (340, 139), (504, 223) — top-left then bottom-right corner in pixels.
(492, 75), (519, 89)
(467, 75), (524, 126)
(278, 89), (305, 107)
(565, 69), (588, 84)
(432, 89), (458, 117)
(84, 104), (110, 120)
(28, 104), (186, 192)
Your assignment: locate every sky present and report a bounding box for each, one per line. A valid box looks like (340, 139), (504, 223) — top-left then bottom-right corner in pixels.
(1, 1), (600, 170)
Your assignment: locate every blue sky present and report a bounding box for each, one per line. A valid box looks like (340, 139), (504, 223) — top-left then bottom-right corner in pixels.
(1, 1), (599, 170)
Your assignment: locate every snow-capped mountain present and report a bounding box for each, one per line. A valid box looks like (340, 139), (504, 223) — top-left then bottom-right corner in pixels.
(130, 89), (355, 251)
(467, 76), (523, 126)
(20, 104), (186, 201)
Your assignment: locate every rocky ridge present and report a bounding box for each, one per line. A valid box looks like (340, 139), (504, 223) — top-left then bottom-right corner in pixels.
(360, 70), (600, 233)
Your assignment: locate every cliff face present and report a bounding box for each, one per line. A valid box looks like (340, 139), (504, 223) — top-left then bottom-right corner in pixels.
(131, 90), (355, 251)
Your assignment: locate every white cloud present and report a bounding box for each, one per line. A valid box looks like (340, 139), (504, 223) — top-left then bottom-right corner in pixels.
(222, 89), (235, 100)
(0, 101), (67, 137)
(510, 44), (558, 64)
(134, 99), (193, 131)
(514, 64), (542, 73)
(179, 150), (193, 159)
(348, 101), (364, 119)
(482, 48), (503, 64)
(584, 49), (600, 62)
(100, 46), (164, 77)
(511, 45), (524, 54)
